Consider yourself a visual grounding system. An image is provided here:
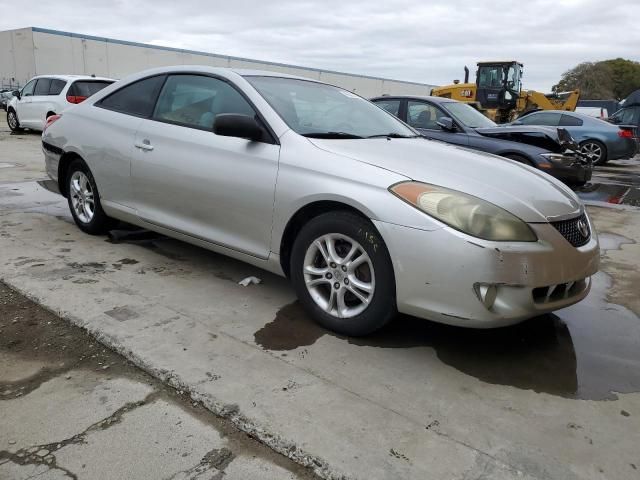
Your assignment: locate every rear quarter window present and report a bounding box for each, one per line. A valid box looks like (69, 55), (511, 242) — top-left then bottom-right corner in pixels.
(559, 115), (583, 127)
(97, 76), (165, 117)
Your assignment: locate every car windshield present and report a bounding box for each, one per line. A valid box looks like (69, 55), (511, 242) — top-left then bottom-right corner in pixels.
(443, 102), (496, 128)
(246, 76), (416, 139)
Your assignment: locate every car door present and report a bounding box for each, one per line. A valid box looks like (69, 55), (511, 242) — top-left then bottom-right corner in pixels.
(407, 100), (469, 146)
(131, 73), (280, 259)
(15, 79), (36, 127)
(29, 78), (53, 129)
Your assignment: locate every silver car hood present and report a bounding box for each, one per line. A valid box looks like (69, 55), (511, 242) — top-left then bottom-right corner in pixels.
(308, 137), (582, 223)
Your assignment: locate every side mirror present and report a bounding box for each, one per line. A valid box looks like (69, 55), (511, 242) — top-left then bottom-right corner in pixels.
(436, 117), (456, 131)
(12, 90), (20, 100)
(213, 114), (263, 141)
(511, 120), (523, 125)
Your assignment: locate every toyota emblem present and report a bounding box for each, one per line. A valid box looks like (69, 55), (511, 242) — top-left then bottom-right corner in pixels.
(577, 219), (589, 238)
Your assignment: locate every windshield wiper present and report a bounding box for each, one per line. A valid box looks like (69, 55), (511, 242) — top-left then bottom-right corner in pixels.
(302, 132), (364, 139)
(366, 133), (421, 138)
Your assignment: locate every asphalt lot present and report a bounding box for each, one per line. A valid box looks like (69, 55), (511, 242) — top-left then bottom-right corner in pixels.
(1, 118), (639, 479)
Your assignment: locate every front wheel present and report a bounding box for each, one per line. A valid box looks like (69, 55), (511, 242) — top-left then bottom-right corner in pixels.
(66, 159), (116, 235)
(580, 140), (607, 165)
(290, 211), (396, 336)
(7, 109), (22, 132)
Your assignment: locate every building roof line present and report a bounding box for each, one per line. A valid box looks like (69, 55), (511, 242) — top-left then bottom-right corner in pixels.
(30, 27), (434, 88)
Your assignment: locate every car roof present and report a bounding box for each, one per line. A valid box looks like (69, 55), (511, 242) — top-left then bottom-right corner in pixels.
(29, 74), (115, 82)
(370, 95), (454, 104)
(111, 65), (325, 87)
(525, 109), (605, 122)
(232, 68), (319, 82)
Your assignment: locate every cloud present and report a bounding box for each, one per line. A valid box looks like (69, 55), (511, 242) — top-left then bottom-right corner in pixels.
(1, 0), (638, 91)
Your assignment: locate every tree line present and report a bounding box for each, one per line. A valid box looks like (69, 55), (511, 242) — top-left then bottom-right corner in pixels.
(552, 58), (640, 100)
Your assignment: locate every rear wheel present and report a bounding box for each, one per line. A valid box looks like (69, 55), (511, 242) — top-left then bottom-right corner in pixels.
(290, 211), (396, 336)
(580, 140), (607, 165)
(66, 159), (116, 235)
(7, 109), (21, 132)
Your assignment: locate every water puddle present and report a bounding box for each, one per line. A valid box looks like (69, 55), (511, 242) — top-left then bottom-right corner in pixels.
(255, 273), (640, 400)
(577, 182), (640, 206)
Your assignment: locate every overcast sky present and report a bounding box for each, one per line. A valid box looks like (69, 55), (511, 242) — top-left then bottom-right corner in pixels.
(1, 0), (638, 91)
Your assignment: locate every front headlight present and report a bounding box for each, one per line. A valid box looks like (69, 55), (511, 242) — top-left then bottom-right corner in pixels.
(540, 153), (574, 166)
(390, 181), (537, 242)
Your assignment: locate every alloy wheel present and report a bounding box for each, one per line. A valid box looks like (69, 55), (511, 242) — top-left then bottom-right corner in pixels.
(580, 142), (603, 163)
(69, 171), (95, 223)
(303, 233), (375, 318)
(7, 111), (17, 130)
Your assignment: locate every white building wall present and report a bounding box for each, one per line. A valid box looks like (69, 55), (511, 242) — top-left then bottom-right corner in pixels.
(0, 27), (435, 96)
(0, 28), (36, 88)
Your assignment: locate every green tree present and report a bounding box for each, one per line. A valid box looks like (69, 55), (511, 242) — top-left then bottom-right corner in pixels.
(553, 59), (640, 100)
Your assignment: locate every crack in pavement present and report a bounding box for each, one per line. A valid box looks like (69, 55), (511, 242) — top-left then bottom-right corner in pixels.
(0, 391), (160, 480)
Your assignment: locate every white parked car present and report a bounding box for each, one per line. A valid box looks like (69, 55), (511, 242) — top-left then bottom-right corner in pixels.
(41, 66), (600, 336)
(7, 75), (114, 132)
(575, 106), (608, 119)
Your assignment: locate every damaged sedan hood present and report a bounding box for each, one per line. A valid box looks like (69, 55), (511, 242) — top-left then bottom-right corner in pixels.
(474, 125), (578, 153)
(308, 137), (582, 223)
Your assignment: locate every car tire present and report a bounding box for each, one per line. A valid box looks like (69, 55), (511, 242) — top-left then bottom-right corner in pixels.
(66, 158), (116, 235)
(7, 109), (22, 132)
(290, 211), (396, 336)
(579, 140), (607, 165)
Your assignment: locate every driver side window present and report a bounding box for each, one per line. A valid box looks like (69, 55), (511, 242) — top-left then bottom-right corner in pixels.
(519, 112), (560, 126)
(21, 79), (37, 97)
(153, 74), (256, 130)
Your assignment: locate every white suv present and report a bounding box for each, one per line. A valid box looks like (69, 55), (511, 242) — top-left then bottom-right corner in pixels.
(7, 75), (114, 132)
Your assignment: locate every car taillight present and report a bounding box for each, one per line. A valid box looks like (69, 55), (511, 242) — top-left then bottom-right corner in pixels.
(66, 95), (88, 104)
(43, 114), (61, 132)
(618, 129), (633, 138)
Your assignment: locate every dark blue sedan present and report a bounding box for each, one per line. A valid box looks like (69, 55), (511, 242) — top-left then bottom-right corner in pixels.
(371, 95), (592, 186)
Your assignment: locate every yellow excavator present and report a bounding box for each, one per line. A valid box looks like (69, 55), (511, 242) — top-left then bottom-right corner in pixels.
(431, 61), (580, 123)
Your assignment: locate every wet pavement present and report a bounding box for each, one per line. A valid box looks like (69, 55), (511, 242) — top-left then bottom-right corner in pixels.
(576, 159), (640, 206)
(255, 269), (640, 401)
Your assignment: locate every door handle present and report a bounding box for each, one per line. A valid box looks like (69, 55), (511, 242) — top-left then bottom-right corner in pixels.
(134, 139), (154, 151)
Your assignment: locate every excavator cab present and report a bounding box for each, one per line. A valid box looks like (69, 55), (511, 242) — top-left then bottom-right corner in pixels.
(475, 61), (523, 111)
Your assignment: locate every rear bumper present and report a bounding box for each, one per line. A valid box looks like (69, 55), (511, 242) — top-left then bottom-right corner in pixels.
(374, 213), (600, 328)
(609, 138), (639, 160)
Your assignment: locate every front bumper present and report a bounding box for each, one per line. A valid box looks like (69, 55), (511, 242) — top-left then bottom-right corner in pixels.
(549, 162), (592, 184)
(374, 214), (600, 328)
(544, 155), (592, 185)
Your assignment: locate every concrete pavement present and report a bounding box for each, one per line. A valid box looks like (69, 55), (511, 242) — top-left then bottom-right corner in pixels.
(1, 280), (318, 480)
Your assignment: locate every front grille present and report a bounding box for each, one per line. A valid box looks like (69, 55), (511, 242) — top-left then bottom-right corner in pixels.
(551, 213), (590, 247)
